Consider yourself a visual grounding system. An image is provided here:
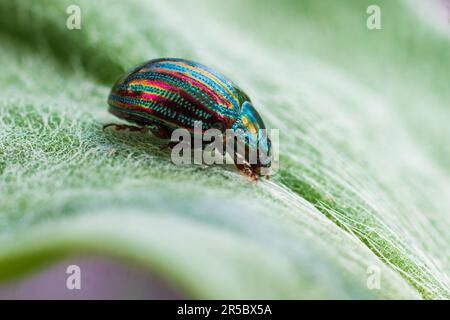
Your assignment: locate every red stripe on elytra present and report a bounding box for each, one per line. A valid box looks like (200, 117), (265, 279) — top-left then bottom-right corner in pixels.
(125, 78), (222, 119)
(152, 68), (233, 109)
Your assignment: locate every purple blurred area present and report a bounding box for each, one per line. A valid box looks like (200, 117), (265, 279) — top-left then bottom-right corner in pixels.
(0, 256), (184, 300)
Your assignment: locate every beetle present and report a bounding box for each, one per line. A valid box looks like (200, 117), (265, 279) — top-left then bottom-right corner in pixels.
(104, 58), (271, 179)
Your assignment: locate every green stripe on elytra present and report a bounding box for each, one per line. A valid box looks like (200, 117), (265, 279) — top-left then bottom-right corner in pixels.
(109, 94), (211, 124)
(109, 104), (213, 128)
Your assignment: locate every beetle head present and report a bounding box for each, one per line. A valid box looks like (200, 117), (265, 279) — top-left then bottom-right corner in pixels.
(233, 101), (272, 176)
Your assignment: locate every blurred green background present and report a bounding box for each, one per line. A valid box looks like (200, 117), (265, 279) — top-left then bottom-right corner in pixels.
(0, 0), (449, 299)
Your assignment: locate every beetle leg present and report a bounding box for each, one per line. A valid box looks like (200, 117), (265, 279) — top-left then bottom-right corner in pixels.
(148, 124), (172, 139)
(103, 123), (148, 133)
(165, 141), (181, 149)
(234, 162), (258, 181)
(230, 149), (258, 181)
(223, 136), (255, 180)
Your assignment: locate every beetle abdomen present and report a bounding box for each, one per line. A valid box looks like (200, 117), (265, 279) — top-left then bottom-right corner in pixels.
(108, 58), (248, 131)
